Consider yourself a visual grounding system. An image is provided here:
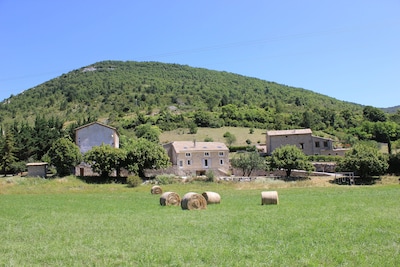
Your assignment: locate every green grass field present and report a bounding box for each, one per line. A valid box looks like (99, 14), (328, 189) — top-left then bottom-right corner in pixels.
(1, 176), (399, 266)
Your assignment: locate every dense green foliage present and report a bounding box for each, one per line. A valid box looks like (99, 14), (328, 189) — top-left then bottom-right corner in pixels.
(134, 124), (161, 142)
(0, 130), (17, 175)
(337, 143), (389, 178)
(121, 137), (171, 177)
(46, 137), (82, 176)
(0, 61), (364, 131)
(84, 144), (126, 178)
(270, 145), (315, 177)
(230, 151), (265, 176)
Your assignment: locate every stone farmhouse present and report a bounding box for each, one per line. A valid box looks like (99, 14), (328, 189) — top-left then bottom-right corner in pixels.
(75, 122), (120, 176)
(75, 122), (119, 153)
(163, 141), (230, 177)
(266, 128), (347, 156)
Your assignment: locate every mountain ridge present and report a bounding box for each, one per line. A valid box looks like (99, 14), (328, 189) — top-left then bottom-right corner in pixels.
(0, 60), (366, 131)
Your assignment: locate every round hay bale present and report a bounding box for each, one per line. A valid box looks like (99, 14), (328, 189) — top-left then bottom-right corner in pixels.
(160, 192), (181, 206)
(181, 192), (207, 210)
(201, 191), (221, 204)
(151, 185), (162, 194)
(261, 191), (279, 205)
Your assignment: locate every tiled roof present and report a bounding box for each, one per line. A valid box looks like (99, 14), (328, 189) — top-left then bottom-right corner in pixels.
(266, 129), (312, 136)
(170, 141), (228, 152)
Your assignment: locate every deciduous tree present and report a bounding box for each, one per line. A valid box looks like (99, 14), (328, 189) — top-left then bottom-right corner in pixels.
(337, 143), (388, 178)
(84, 144), (126, 178)
(230, 151), (265, 176)
(270, 145), (314, 177)
(223, 131), (236, 146)
(135, 124), (161, 143)
(122, 138), (171, 178)
(47, 137), (82, 176)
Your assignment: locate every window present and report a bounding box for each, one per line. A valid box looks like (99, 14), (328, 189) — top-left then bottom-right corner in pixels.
(323, 141), (329, 147)
(187, 160), (192, 165)
(185, 152), (191, 157)
(315, 141), (320, 148)
(218, 151), (224, 157)
(220, 159), (224, 165)
(299, 143), (304, 149)
(204, 152), (210, 157)
(204, 159), (209, 167)
(179, 160), (183, 167)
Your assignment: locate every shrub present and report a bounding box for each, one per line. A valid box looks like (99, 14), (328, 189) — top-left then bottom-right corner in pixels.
(155, 174), (179, 185)
(206, 170), (215, 182)
(229, 145), (257, 152)
(127, 175), (142, 187)
(188, 123), (198, 134)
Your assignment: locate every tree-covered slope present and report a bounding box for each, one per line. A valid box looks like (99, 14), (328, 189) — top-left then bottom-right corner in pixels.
(0, 60), (363, 130)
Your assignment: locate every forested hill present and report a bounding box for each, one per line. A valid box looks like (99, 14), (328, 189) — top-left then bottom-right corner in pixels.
(0, 60), (363, 132)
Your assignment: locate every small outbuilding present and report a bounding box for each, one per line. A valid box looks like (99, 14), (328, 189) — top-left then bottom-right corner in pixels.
(26, 162), (48, 178)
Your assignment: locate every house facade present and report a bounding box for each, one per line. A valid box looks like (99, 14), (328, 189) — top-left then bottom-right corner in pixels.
(163, 141), (230, 177)
(266, 129), (346, 156)
(75, 122), (120, 176)
(75, 122), (119, 153)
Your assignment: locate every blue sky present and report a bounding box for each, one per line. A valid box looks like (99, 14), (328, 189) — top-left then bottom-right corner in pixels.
(1, 0), (399, 107)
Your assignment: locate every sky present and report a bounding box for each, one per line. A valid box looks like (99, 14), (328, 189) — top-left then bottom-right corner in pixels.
(1, 0), (399, 108)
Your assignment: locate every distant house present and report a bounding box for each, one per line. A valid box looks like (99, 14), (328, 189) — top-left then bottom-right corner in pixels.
(26, 162), (48, 178)
(163, 141), (230, 177)
(266, 129), (347, 156)
(75, 122), (120, 176)
(75, 122), (119, 153)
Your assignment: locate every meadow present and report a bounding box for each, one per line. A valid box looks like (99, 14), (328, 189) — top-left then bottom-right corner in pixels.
(159, 126), (266, 145)
(1, 176), (399, 266)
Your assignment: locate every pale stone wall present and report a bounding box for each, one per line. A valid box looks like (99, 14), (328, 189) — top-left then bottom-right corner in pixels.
(163, 141), (230, 177)
(174, 150), (230, 175)
(76, 123), (119, 153)
(267, 133), (314, 154)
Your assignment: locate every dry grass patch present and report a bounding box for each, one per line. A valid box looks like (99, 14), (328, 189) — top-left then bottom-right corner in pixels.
(160, 127), (265, 145)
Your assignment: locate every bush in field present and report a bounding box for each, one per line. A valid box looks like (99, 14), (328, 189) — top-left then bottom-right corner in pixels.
(127, 175), (142, 187)
(188, 123), (198, 134)
(155, 174), (179, 185)
(206, 170), (215, 182)
(223, 131), (236, 145)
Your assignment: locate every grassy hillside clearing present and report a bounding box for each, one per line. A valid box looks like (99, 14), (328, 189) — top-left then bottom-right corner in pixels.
(160, 126), (266, 145)
(1, 176), (399, 266)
